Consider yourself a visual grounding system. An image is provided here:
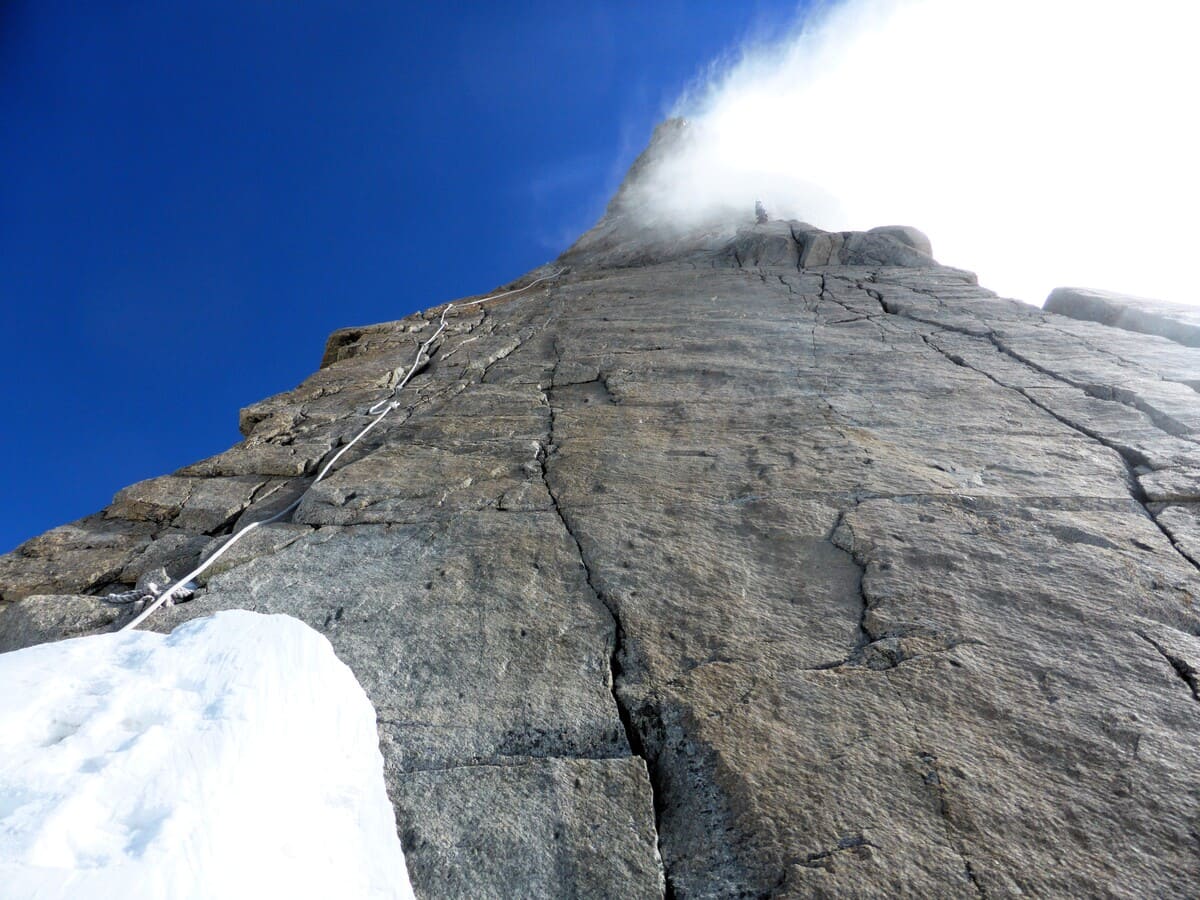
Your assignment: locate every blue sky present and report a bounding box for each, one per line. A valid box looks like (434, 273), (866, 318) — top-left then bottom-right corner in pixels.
(0, 1), (804, 551)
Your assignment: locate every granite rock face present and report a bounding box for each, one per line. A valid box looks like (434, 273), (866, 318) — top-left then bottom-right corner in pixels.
(4, 126), (1200, 898)
(1047, 286), (1200, 348)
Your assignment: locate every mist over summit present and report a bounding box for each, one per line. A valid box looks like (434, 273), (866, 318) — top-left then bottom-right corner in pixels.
(629, 0), (1200, 306)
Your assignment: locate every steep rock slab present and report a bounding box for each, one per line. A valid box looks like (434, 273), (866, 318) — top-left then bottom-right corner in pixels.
(524, 263), (1200, 897)
(154, 519), (627, 771)
(6, 252), (1200, 896)
(4, 122), (1200, 896)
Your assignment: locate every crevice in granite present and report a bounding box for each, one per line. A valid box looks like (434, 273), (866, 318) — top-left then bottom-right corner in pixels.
(916, 751), (988, 898)
(796, 833), (876, 870)
(818, 506), (984, 673)
(836, 274), (1200, 581)
(539, 338), (672, 898)
(826, 507), (876, 666)
(1136, 630), (1200, 702)
(921, 329), (1200, 573)
(872, 277), (1200, 443)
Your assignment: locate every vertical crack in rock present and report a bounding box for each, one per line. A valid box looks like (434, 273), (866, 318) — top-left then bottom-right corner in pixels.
(538, 339), (672, 899)
(819, 489), (983, 673)
(917, 752), (988, 898)
(1136, 631), (1200, 702)
(834, 509), (874, 663)
(816, 506), (883, 671)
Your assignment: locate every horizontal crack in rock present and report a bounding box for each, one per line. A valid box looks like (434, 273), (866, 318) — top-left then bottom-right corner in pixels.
(796, 833), (876, 870)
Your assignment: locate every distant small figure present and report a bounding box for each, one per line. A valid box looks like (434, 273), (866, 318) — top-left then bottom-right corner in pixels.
(755, 200), (769, 225)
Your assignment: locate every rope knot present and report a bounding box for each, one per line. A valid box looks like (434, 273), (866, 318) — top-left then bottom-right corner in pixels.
(104, 569), (197, 612)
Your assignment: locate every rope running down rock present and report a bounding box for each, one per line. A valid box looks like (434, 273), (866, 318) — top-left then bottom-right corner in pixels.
(120, 268), (565, 632)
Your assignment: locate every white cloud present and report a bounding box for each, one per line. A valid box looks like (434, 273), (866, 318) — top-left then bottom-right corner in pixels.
(639, 0), (1200, 305)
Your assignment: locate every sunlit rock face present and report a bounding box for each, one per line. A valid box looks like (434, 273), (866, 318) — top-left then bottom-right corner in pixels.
(4, 125), (1200, 898)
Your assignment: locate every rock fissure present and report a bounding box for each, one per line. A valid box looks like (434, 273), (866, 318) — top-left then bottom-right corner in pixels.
(538, 339), (672, 898)
(838, 277), (1200, 581)
(914, 328), (1200, 575)
(821, 506), (985, 673)
(877, 280), (1200, 443)
(924, 333), (1157, 465)
(994, 334), (1200, 443)
(916, 752), (988, 898)
(1136, 630), (1200, 702)
(828, 508), (875, 665)
(794, 833), (876, 870)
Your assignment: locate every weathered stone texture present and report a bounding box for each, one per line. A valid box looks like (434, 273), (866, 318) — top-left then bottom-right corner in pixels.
(1047, 285), (1200, 348)
(393, 758), (664, 899)
(0, 593), (122, 652)
(4, 128), (1200, 897)
(0, 514), (153, 603)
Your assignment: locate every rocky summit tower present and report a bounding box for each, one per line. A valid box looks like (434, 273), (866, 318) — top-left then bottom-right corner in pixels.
(4, 122), (1200, 898)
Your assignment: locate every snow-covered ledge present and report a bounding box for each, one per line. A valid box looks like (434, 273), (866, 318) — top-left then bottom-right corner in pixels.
(0, 610), (414, 899)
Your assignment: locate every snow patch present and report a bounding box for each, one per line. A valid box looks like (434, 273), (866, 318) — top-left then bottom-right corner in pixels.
(0, 610), (414, 899)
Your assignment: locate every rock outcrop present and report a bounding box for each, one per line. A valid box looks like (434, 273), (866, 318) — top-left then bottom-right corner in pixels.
(4, 124), (1200, 898)
(1047, 285), (1200, 348)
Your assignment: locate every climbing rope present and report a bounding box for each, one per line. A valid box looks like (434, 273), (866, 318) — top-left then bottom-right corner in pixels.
(104, 582), (195, 610)
(120, 268), (565, 632)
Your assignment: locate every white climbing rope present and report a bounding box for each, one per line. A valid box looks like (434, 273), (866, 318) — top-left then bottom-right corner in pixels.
(121, 268), (565, 631)
(103, 582), (195, 609)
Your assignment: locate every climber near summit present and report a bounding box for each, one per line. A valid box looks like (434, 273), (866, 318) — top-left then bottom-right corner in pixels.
(755, 200), (769, 224)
